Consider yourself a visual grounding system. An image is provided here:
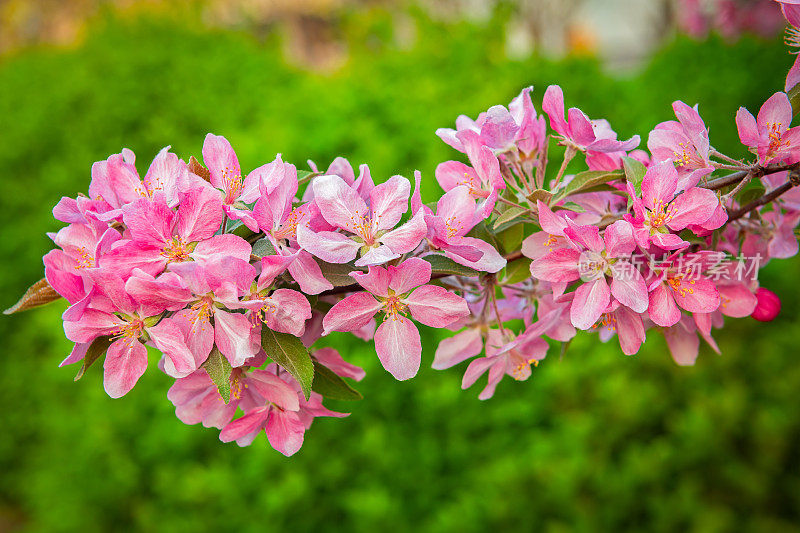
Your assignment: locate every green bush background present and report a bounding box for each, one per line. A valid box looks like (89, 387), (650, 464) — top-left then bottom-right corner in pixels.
(2, 9), (800, 532)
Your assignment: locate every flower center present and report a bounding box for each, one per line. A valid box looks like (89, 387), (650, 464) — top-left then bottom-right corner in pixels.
(767, 123), (788, 157)
(161, 237), (191, 262)
(509, 350), (538, 381)
(673, 141), (703, 169)
(112, 316), (145, 343)
(667, 275), (695, 297)
(646, 199), (677, 231)
(348, 209), (375, 244)
(221, 167), (243, 204)
(444, 215), (463, 239)
(382, 294), (408, 321)
(189, 296), (215, 329)
(75, 246), (95, 269)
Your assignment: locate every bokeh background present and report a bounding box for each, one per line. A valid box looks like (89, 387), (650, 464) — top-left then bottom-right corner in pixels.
(2, 1), (800, 531)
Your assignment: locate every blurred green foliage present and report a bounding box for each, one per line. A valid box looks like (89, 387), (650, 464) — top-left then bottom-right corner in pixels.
(2, 9), (800, 532)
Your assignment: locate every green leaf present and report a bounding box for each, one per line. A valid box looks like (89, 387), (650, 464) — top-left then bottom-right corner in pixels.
(261, 327), (314, 400)
(318, 260), (360, 287)
(493, 206), (527, 230)
(311, 361), (363, 401)
(736, 183), (766, 206)
(622, 156), (646, 197)
(502, 257), (532, 285)
(202, 347), (233, 403)
(230, 221), (257, 240)
(74, 335), (113, 381)
(422, 255), (480, 277)
(526, 189), (552, 205)
(497, 223), (524, 254)
(297, 169), (314, 181)
(789, 81), (800, 117)
(551, 170), (622, 204)
(252, 237), (277, 258)
(553, 201), (586, 213)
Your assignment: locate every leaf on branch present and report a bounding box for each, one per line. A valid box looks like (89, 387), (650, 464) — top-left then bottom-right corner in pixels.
(311, 361), (363, 401)
(789, 82), (800, 117)
(550, 170), (623, 204)
(422, 255), (480, 277)
(4, 278), (61, 315)
(526, 189), (552, 205)
(202, 347), (233, 404)
(493, 206), (528, 230)
(552, 201), (586, 213)
(252, 238), (277, 258)
(318, 260), (361, 287)
(74, 335), (113, 381)
(736, 183), (766, 207)
(297, 170), (314, 181)
(497, 223), (524, 254)
(502, 257), (532, 285)
(261, 327), (314, 400)
(622, 156), (646, 197)
(188, 156), (211, 182)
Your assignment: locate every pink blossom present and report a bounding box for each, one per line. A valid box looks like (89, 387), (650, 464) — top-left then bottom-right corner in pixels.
(736, 92), (800, 166)
(648, 101), (715, 189)
(423, 186), (507, 272)
(542, 85), (640, 154)
(62, 271), (196, 398)
(322, 258), (469, 380)
(202, 135), (286, 231)
(624, 161), (724, 250)
(296, 174), (426, 266)
(647, 253), (722, 327)
(435, 130), (506, 219)
(531, 219), (649, 329)
(460, 329), (549, 400)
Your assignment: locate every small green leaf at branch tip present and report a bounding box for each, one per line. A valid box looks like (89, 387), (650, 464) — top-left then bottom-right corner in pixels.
(550, 169), (623, 204)
(4, 277), (62, 315)
(202, 347), (233, 403)
(493, 206), (528, 230)
(497, 224), (524, 254)
(261, 328), (314, 400)
(422, 255), (479, 277)
(311, 361), (363, 401)
(74, 336), (113, 381)
(502, 257), (532, 285)
(525, 189), (552, 205)
(789, 82), (800, 117)
(736, 183), (766, 207)
(622, 156), (646, 197)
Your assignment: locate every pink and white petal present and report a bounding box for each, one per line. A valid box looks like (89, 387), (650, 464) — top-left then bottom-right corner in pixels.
(663, 323), (699, 366)
(148, 320), (198, 378)
(287, 250), (334, 295)
(175, 186), (224, 242)
(405, 285), (469, 328)
(202, 134), (240, 190)
(354, 245), (400, 267)
(667, 187), (720, 230)
(369, 175), (410, 231)
(351, 265), (391, 297)
(388, 257), (432, 294)
(103, 338), (148, 399)
(648, 283), (681, 327)
(531, 248), (582, 283)
(379, 210), (427, 254)
(614, 306), (645, 356)
(570, 278), (611, 330)
(265, 410), (306, 456)
(214, 309), (259, 368)
(219, 406), (269, 443)
(262, 289), (312, 337)
(312, 174), (370, 232)
(432, 328), (483, 370)
(448, 236), (507, 273)
(374, 317), (422, 381)
(735, 107), (760, 147)
(604, 220), (636, 257)
(461, 356), (498, 390)
(641, 161), (678, 211)
(295, 225), (361, 264)
(322, 292), (382, 335)
(122, 196), (174, 247)
(673, 276), (720, 314)
(609, 262), (649, 313)
(718, 283), (758, 317)
(313, 347), (366, 381)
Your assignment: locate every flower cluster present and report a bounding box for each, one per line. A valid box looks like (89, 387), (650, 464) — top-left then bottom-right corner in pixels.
(7, 3), (800, 454)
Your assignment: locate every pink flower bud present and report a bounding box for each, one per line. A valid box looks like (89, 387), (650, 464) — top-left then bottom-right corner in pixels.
(751, 288), (781, 322)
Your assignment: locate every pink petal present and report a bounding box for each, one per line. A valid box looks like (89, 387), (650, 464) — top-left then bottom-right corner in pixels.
(219, 406), (269, 443)
(312, 174), (370, 233)
(609, 262), (649, 313)
(379, 210), (427, 254)
(286, 250), (334, 295)
(214, 309), (258, 368)
(369, 175), (410, 231)
(265, 410), (306, 456)
(667, 187), (720, 230)
(405, 285), (469, 328)
(103, 338), (148, 398)
(735, 107), (760, 147)
(175, 186), (224, 241)
(149, 319), (198, 378)
(374, 317), (422, 380)
(641, 161), (678, 211)
(322, 292), (382, 334)
(531, 248), (582, 282)
(432, 328), (483, 370)
(202, 134), (241, 191)
(388, 257), (431, 294)
(351, 265), (391, 297)
(648, 283), (681, 327)
(570, 278), (611, 330)
(295, 225), (360, 264)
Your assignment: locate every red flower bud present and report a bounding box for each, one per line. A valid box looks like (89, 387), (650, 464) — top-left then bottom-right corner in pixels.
(752, 288), (781, 322)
